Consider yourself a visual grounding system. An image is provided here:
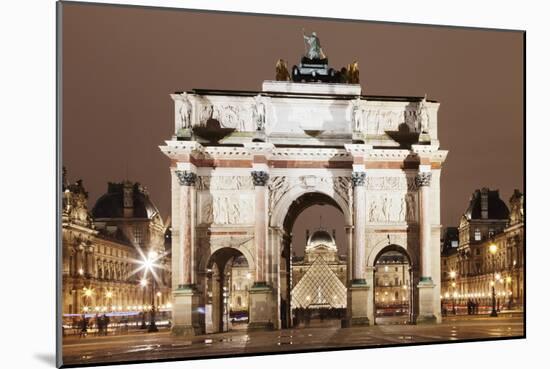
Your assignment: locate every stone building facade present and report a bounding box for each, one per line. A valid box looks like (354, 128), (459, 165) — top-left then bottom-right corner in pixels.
(441, 189), (524, 310)
(62, 170), (171, 315)
(374, 254), (410, 306)
(160, 79), (448, 335)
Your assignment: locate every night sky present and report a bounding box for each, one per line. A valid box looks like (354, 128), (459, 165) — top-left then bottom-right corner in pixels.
(61, 3), (524, 255)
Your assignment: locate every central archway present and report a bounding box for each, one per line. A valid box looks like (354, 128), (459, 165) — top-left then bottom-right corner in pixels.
(277, 191), (351, 329)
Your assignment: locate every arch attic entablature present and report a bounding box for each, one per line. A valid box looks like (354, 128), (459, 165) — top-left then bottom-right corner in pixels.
(167, 81), (442, 148)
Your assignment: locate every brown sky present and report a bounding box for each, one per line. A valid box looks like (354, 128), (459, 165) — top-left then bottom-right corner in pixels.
(61, 2), (524, 256)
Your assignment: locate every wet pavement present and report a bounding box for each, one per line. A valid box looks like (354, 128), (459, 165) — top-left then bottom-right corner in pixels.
(62, 314), (524, 366)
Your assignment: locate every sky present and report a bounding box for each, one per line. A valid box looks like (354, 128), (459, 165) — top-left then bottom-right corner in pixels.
(61, 3), (524, 255)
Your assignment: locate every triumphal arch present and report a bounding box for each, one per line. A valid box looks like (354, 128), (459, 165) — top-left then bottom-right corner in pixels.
(160, 60), (448, 335)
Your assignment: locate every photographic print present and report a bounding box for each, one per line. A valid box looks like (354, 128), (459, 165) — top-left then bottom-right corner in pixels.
(57, 1), (525, 367)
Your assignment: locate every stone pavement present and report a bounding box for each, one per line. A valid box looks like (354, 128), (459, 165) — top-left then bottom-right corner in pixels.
(62, 314), (524, 366)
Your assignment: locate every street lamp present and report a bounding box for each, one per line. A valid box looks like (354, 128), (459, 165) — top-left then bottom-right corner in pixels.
(449, 271), (457, 315)
(140, 278), (148, 329)
(489, 242), (498, 317)
(144, 250), (159, 332)
(506, 275), (513, 309)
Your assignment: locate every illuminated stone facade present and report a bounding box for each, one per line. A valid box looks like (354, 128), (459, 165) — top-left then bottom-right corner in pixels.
(374, 256), (410, 305)
(441, 189), (524, 310)
(61, 170), (172, 315)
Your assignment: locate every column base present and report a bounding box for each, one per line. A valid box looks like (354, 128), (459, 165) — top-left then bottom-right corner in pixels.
(171, 285), (202, 337)
(418, 132), (431, 144)
(176, 128), (193, 140)
(248, 283), (274, 331)
(348, 283), (371, 327)
(417, 279), (437, 325)
(352, 131), (366, 144)
(252, 130), (266, 143)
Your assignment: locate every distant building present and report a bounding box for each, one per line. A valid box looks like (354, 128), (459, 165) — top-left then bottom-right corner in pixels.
(229, 256), (253, 312)
(441, 188), (524, 311)
(61, 169), (171, 315)
(374, 253), (410, 306)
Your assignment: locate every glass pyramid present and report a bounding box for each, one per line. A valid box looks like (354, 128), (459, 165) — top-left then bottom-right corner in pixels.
(291, 255), (347, 309)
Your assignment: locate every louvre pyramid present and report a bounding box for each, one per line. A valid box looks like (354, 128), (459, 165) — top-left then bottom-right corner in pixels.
(291, 255), (347, 309)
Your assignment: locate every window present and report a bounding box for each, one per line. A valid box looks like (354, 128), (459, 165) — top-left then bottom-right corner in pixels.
(474, 229), (481, 241)
(488, 228), (495, 238)
(134, 226), (143, 246)
(395, 267), (398, 272)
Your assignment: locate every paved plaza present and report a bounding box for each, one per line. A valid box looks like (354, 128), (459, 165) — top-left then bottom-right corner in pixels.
(62, 314), (524, 366)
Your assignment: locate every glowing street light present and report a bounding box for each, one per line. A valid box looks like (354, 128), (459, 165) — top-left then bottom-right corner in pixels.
(489, 242), (498, 317)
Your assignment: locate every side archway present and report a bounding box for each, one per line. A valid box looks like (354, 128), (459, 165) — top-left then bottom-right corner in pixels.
(371, 244), (416, 325)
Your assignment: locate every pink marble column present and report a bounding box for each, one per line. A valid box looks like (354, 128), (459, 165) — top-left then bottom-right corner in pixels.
(251, 170), (269, 284)
(176, 170), (196, 288)
(416, 171), (432, 281)
(351, 171), (366, 284)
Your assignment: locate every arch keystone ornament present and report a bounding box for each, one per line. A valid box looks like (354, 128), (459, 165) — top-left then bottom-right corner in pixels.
(160, 75), (448, 334)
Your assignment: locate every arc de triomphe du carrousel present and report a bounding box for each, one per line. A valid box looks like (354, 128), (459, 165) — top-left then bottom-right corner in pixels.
(160, 33), (448, 336)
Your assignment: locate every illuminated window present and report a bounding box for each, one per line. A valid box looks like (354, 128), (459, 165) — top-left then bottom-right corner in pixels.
(474, 229), (481, 241)
(134, 227), (143, 246)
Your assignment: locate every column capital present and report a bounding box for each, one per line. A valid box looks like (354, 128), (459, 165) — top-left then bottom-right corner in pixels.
(351, 171), (366, 187)
(415, 172), (432, 187)
(176, 170), (197, 186)
(251, 170), (269, 186)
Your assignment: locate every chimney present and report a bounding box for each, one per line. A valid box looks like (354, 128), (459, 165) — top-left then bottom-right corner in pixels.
(306, 229), (310, 243)
(332, 229), (336, 241)
(481, 188), (489, 219)
(123, 181), (134, 217)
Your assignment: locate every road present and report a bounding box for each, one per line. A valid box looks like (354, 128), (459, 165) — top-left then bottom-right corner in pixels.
(62, 314), (524, 366)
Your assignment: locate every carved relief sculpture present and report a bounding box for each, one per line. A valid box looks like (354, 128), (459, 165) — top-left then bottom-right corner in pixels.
(253, 95), (267, 131)
(351, 97), (364, 132)
(418, 95), (430, 134)
(178, 92), (192, 131)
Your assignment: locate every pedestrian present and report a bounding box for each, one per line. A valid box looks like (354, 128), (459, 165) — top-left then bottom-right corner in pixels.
(80, 314), (88, 338)
(103, 314), (110, 336)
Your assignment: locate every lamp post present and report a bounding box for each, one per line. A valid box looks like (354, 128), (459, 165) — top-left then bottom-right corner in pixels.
(145, 250), (159, 333)
(506, 276), (513, 309)
(489, 243), (498, 317)
(140, 278), (148, 329)
(450, 271), (457, 315)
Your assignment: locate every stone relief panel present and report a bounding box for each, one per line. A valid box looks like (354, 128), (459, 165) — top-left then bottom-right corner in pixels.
(189, 96), (273, 133)
(351, 103), (435, 136)
(365, 175), (418, 224)
(196, 176), (254, 191)
(198, 193), (255, 225)
(367, 192), (417, 223)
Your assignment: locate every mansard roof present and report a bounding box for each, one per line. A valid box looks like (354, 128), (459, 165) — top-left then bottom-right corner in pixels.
(92, 181), (160, 220)
(463, 188), (509, 221)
